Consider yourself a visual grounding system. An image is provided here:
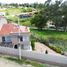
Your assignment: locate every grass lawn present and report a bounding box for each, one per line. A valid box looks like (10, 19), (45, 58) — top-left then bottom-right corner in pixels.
(0, 8), (22, 15)
(6, 8), (22, 15)
(31, 29), (67, 51)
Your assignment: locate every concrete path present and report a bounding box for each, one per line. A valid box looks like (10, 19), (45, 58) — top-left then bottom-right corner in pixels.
(35, 42), (61, 56)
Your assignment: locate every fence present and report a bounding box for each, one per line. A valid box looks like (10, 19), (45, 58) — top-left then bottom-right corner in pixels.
(0, 46), (67, 67)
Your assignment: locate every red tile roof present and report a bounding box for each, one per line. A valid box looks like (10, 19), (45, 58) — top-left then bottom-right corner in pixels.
(0, 23), (30, 36)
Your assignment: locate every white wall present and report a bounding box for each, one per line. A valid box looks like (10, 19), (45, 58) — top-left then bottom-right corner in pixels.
(11, 36), (19, 45)
(11, 33), (32, 50)
(23, 34), (32, 50)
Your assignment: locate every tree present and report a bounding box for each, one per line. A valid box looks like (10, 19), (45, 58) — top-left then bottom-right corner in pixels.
(62, 15), (67, 32)
(9, 3), (18, 8)
(47, 0), (63, 30)
(61, 3), (67, 32)
(32, 3), (38, 8)
(31, 10), (48, 30)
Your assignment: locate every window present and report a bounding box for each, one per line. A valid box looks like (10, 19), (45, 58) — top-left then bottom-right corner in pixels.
(5, 36), (11, 42)
(20, 36), (23, 41)
(23, 36), (29, 41)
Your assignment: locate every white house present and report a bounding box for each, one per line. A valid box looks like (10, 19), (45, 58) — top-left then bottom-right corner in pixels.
(0, 16), (32, 51)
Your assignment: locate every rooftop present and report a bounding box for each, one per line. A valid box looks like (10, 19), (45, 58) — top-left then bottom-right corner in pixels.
(0, 23), (30, 36)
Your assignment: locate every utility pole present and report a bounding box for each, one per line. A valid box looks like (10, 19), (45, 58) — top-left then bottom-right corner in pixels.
(18, 16), (21, 60)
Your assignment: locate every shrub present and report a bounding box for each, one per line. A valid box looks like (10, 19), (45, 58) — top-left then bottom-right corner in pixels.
(6, 12), (9, 15)
(49, 45), (62, 54)
(31, 39), (35, 50)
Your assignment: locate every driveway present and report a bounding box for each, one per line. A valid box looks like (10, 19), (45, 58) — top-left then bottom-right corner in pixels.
(35, 42), (61, 56)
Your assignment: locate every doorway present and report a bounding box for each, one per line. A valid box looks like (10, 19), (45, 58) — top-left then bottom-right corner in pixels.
(14, 44), (18, 49)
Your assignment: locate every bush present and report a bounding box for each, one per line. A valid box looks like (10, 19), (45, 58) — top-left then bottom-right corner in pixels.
(6, 12), (9, 15)
(49, 45), (62, 54)
(31, 40), (35, 50)
(31, 34), (49, 46)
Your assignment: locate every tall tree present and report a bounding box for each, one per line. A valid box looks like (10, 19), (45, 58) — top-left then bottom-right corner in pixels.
(61, 2), (67, 32)
(31, 10), (48, 30)
(47, 0), (63, 30)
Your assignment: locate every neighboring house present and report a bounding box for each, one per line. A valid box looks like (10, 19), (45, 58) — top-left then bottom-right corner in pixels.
(17, 12), (32, 18)
(0, 23), (32, 51)
(47, 21), (55, 28)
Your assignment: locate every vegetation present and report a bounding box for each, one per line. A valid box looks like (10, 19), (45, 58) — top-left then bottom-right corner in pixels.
(31, 0), (67, 32)
(5, 8), (22, 15)
(31, 29), (67, 41)
(48, 45), (62, 54)
(31, 29), (67, 52)
(31, 39), (35, 50)
(31, 10), (48, 30)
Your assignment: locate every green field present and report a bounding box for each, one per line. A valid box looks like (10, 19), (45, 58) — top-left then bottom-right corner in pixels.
(31, 29), (67, 40)
(0, 7), (32, 15)
(0, 8), (22, 15)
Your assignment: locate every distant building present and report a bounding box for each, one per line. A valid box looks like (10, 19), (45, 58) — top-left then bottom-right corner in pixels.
(47, 21), (55, 28)
(18, 12), (32, 18)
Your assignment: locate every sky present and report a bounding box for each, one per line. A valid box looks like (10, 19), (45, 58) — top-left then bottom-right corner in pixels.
(0, 0), (46, 4)
(0, 0), (66, 4)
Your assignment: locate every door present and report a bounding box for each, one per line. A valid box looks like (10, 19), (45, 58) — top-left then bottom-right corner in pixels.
(2, 36), (5, 42)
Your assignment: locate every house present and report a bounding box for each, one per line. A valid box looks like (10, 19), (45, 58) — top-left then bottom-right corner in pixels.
(0, 23), (32, 51)
(17, 12), (33, 18)
(47, 21), (55, 28)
